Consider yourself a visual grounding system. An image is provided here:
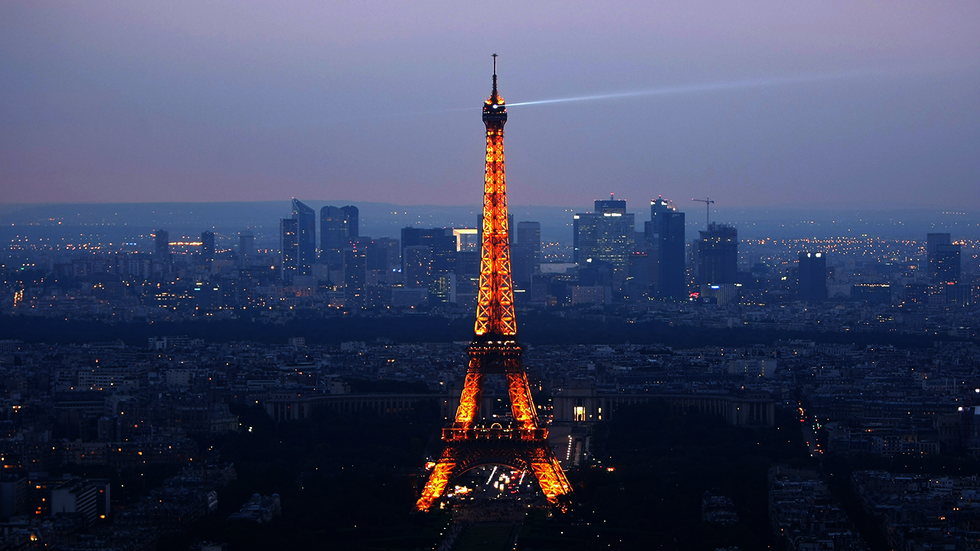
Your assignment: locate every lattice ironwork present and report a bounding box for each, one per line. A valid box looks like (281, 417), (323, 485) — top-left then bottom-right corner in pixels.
(416, 56), (572, 512)
(474, 56), (516, 338)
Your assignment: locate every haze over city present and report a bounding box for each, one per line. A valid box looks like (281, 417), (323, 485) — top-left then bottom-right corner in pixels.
(3, 1), (979, 209)
(3, 3), (980, 551)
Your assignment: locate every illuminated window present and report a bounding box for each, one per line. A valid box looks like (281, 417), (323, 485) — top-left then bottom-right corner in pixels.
(574, 406), (586, 422)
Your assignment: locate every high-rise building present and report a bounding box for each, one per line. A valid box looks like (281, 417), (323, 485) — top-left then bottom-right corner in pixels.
(453, 228), (480, 252)
(511, 221), (541, 290)
(200, 231), (215, 267)
(453, 229), (482, 301)
(511, 247), (534, 290)
(341, 205), (359, 238)
(344, 240), (367, 309)
(154, 230), (170, 258)
(280, 218), (299, 284)
(627, 251), (650, 301)
(573, 195), (634, 291)
(927, 233), (950, 260)
(644, 197), (686, 299)
(516, 221), (541, 270)
(153, 229), (171, 274)
(698, 223), (737, 285)
(403, 245), (431, 289)
(798, 252), (828, 301)
(934, 244), (961, 284)
(238, 231), (254, 267)
(594, 195), (627, 215)
(927, 233), (960, 283)
(401, 227), (457, 303)
(365, 237), (400, 284)
(291, 199), (316, 276)
(320, 206), (350, 269)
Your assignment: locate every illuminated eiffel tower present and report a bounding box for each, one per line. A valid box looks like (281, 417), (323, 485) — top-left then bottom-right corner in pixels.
(416, 56), (572, 512)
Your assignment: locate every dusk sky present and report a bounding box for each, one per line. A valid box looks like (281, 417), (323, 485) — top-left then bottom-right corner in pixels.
(2, 1), (979, 210)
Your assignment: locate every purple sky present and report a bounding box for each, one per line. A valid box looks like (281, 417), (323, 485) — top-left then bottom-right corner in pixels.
(2, 1), (979, 210)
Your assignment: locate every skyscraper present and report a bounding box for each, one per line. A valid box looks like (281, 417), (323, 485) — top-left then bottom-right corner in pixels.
(573, 195), (635, 291)
(403, 245), (431, 289)
(200, 231), (215, 268)
(291, 199), (316, 276)
(280, 218), (299, 284)
(154, 230), (170, 258)
(320, 206), (350, 269)
(341, 205), (359, 238)
(238, 231), (254, 267)
(512, 221), (541, 289)
(798, 252), (828, 301)
(401, 227), (457, 303)
(934, 244), (961, 284)
(594, 195), (626, 214)
(365, 237), (400, 284)
(153, 229), (170, 274)
(927, 233), (950, 260)
(644, 197), (686, 299)
(698, 223), (737, 285)
(344, 240), (367, 309)
(516, 221), (541, 271)
(927, 233), (960, 283)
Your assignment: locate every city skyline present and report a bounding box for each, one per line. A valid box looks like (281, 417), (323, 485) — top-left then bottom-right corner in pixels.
(0, 41), (978, 548)
(3, 2), (979, 209)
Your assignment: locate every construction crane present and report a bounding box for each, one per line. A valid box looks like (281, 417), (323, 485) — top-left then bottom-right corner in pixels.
(691, 196), (715, 228)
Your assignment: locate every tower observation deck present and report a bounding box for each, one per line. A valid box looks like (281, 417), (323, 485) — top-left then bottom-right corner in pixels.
(415, 56), (572, 512)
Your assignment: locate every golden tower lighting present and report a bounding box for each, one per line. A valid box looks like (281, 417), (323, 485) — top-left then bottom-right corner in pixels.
(416, 55), (572, 512)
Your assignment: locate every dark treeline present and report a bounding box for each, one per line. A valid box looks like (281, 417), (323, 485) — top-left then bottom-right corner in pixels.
(498, 402), (811, 551)
(160, 402), (447, 550)
(0, 314), (958, 349)
(157, 400), (811, 550)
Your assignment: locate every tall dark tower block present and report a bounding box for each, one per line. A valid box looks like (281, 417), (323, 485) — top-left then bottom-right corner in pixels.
(698, 223), (738, 285)
(934, 244), (961, 284)
(401, 227), (457, 303)
(280, 218), (299, 284)
(344, 241), (367, 308)
(416, 57), (571, 512)
(320, 206), (350, 269)
(154, 230), (170, 258)
(154, 230), (171, 273)
(573, 195), (635, 291)
(238, 231), (254, 267)
(341, 205), (359, 238)
(201, 231), (215, 267)
(927, 233), (960, 283)
(798, 252), (828, 301)
(512, 221), (541, 289)
(291, 199), (316, 276)
(927, 233), (951, 260)
(644, 197), (686, 299)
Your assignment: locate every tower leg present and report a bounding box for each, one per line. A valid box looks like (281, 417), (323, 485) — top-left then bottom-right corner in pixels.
(416, 458), (456, 511)
(454, 372), (484, 428)
(506, 372), (537, 429)
(530, 454), (573, 504)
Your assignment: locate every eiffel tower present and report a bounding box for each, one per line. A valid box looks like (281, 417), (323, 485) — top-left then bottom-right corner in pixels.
(416, 55), (572, 512)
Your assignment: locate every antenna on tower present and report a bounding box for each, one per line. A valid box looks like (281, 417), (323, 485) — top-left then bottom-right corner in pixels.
(491, 53), (498, 95)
